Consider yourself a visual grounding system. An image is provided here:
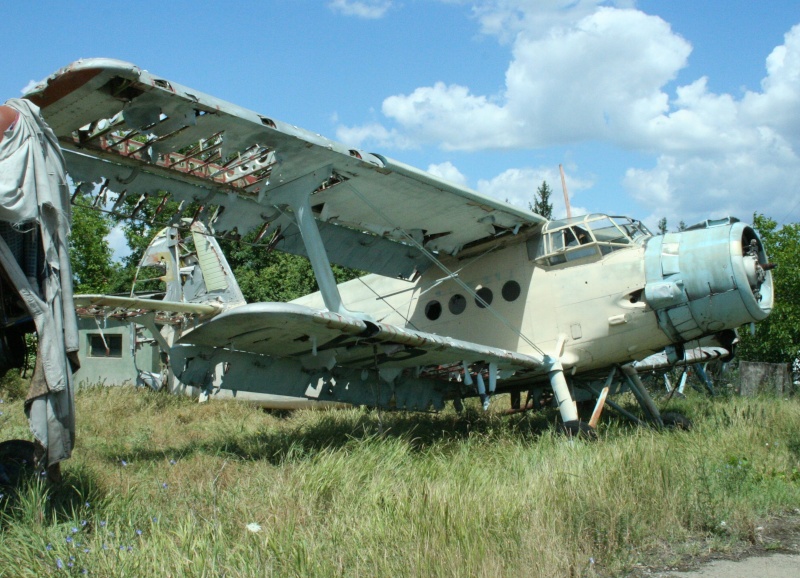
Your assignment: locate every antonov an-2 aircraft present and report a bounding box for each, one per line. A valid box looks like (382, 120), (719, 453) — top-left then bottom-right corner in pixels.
(30, 59), (773, 434)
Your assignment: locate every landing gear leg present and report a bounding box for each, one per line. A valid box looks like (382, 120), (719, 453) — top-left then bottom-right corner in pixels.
(621, 365), (663, 427)
(548, 361), (592, 437)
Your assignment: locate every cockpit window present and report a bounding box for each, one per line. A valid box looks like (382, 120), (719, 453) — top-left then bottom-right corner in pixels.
(535, 214), (652, 266)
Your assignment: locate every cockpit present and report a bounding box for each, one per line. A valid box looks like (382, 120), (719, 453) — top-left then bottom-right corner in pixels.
(529, 214), (652, 266)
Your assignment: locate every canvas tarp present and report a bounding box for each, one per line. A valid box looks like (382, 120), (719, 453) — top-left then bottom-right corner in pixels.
(0, 97), (78, 468)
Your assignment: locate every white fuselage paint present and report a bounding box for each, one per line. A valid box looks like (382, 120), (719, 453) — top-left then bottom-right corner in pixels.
(295, 239), (667, 374)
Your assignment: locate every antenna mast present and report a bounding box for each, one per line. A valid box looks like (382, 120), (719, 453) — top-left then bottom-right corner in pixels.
(559, 164), (572, 219)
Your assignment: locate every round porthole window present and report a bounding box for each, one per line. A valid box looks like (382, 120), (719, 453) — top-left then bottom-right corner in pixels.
(425, 300), (442, 320)
(502, 280), (521, 302)
(449, 294), (467, 314)
(475, 287), (493, 308)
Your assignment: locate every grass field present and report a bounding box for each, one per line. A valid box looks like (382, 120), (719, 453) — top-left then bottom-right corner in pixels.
(1, 385), (799, 577)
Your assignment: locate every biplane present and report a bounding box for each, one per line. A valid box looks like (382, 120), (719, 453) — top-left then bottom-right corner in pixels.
(30, 58), (774, 434)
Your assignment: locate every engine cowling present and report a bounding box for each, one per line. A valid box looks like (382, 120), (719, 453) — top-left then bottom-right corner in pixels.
(643, 219), (773, 344)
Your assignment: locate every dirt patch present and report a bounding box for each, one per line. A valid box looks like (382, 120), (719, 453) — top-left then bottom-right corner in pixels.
(628, 512), (800, 577)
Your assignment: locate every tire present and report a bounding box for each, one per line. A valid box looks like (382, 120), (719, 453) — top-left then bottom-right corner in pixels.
(661, 412), (692, 431)
(560, 420), (598, 440)
(0, 439), (37, 486)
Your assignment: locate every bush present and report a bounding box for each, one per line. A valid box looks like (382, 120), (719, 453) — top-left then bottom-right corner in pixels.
(0, 369), (30, 402)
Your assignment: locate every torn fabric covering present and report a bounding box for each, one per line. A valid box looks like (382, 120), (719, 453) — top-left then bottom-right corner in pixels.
(0, 98), (78, 467)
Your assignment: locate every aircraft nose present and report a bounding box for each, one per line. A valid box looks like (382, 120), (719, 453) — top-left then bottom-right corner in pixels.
(643, 219), (773, 344)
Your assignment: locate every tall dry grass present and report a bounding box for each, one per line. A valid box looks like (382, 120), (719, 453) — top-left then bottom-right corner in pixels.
(1, 386), (798, 577)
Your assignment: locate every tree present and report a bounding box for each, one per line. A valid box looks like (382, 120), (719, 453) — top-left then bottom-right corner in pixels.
(530, 181), (554, 219)
(657, 217), (668, 235)
(69, 200), (118, 293)
(223, 232), (362, 303)
(737, 214), (800, 363)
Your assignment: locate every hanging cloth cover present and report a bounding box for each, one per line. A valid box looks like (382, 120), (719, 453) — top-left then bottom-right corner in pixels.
(0, 97), (79, 468)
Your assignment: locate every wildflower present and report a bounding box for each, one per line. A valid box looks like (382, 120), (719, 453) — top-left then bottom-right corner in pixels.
(161, 482), (168, 489)
(102, 544), (108, 550)
(127, 546), (133, 551)
(85, 502), (90, 508)
(246, 522), (262, 533)
(40, 471), (47, 477)
(83, 548), (90, 553)
(71, 527), (79, 534)
(68, 562), (74, 568)
(121, 460), (128, 467)
(152, 517), (158, 523)
(81, 520), (87, 526)
(66, 536), (73, 544)
(136, 529), (142, 536)
(169, 459), (176, 465)
(46, 544), (53, 551)
(590, 558), (595, 565)
(82, 570), (88, 575)
(56, 558), (63, 569)
(99, 521), (106, 527)
(119, 545), (125, 551)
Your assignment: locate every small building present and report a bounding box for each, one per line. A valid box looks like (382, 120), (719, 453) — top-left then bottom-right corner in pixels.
(73, 317), (161, 388)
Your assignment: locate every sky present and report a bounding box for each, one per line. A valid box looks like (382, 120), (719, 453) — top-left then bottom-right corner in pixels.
(4, 0), (800, 250)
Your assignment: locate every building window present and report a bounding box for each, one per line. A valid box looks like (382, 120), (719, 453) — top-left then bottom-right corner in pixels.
(88, 334), (123, 358)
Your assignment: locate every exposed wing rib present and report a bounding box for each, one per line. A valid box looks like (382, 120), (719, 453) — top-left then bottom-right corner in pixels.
(29, 59), (546, 277)
(75, 293), (222, 323)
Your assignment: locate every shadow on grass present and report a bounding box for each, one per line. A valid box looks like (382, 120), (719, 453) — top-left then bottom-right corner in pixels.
(112, 406), (566, 466)
(0, 462), (106, 529)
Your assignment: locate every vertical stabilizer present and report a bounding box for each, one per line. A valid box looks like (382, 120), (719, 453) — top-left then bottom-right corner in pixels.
(133, 222), (246, 311)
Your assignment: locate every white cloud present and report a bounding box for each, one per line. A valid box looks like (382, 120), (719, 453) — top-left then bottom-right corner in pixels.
(476, 165), (591, 219)
(337, 3), (800, 224)
(381, 83), (511, 150)
(328, 0), (392, 19)
(427, 161), (468, 187)
(626, 24), (800, 225)
(336, 122), (415, 150)
(344, 6), (690, 151)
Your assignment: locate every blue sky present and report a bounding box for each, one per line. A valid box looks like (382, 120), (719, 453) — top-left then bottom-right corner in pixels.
(4, 1), (800, 242)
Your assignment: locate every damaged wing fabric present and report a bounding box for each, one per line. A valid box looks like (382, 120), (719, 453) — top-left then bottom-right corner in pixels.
(0, 98), (79, 467)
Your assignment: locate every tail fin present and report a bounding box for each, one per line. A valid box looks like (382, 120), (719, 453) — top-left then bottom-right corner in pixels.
(133, 221), (246, 311)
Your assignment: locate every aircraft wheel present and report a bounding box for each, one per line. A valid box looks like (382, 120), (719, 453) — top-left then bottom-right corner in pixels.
(660, 412), (692, 431)
(560, 420), (597, 440)
(0, 439), (37, 486)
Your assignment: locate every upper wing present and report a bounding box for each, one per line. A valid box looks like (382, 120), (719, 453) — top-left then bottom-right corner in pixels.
(177, 302), (546, 375)
(27, 58), (546, 278)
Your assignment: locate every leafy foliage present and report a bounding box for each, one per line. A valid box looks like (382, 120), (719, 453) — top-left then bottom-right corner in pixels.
(737, 214), (800, 363)
(77, 190), (362, 303)
(222, 233), (362, 303)
(69, 201), (119, 294)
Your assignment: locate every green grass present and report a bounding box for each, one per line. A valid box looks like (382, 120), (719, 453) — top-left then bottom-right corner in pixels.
(1, 386), (799, 577)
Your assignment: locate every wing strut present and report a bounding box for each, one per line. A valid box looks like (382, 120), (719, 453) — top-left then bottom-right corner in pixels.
(265, 165), (359, 318)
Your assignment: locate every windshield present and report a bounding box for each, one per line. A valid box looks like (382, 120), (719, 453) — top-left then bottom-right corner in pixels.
(535, 214), (652, 265)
